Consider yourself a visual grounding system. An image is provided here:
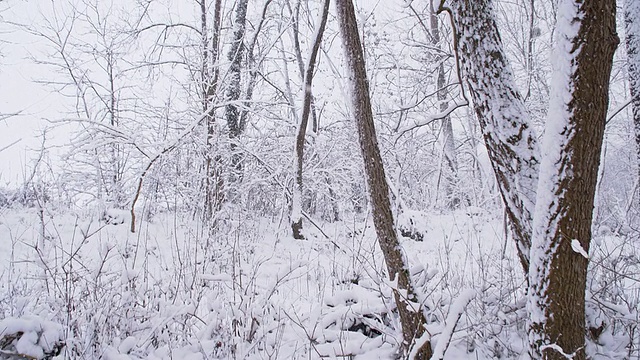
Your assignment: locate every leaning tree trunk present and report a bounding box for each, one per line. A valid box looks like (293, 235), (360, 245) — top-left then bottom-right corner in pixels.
(291, 0), (330, 239)
(335, 0), (432, 358)
(441, 0), (540, 275)
(625, 0), (640, 179)
(527, 1), (618, 359)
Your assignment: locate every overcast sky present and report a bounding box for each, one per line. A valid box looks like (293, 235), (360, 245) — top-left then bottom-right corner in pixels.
(1, 1), (65, 186)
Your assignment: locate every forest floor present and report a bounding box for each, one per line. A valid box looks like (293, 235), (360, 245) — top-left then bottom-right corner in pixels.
(0, 205), (636, 359)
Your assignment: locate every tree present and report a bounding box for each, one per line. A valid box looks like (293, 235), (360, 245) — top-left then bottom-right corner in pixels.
(528, 1), (618, 358)
(226, 0), (249, 184)
(440, 0), (618, 358)
(441, 0), (540, 275)
(31, 0), (141, 209)
(335, 0), (432, 357)
(202, 0), (224, 223)
(291, 0), (330, 239)
(626, 0), (640, 178)
(430, 2), (460, 209)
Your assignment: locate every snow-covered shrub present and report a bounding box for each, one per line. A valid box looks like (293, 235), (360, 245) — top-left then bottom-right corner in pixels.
(587, 232), (640, 359)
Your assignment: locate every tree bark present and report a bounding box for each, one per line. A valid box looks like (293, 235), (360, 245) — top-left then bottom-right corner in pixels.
(291, 0), (330, 239)
(203, 0), (224, 223)
(625, 0), (640, 179)
(441, 0), (540, 275)
(527, 1), (618, 359)
(226, 0), (249, 182)
(335, 0), (432, 358)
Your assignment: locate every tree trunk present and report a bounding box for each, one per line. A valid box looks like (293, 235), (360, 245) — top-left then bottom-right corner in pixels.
(226, 0), (249, 183)
(527, 1), (618, 359)
(625, 0), (640, 179)
(442, 0), (540, 275)
(288, 0), (321, 133)
(431, 4), (460, 209)
(335, 0), (432, 357)
(291, 0), (330, 239)
(203, 0), (224, 223)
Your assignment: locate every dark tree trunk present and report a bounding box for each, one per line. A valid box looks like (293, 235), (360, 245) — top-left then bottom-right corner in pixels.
(226, 0), (249, 181)
(335, 0), (432, 358)
(442, 0), (540, 275)
(527, 1), (619, 359)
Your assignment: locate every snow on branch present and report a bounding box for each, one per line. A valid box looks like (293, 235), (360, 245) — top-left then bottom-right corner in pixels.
(428, 289), (476, 360)
(395, 99), (468, 142)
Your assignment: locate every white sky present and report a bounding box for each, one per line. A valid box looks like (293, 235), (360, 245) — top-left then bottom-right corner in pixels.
(1, 1), (67, 185)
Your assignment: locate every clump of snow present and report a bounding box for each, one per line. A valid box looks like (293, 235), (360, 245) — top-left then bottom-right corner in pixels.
(571, 239), (589, 259)
(0, 316), (65, 359)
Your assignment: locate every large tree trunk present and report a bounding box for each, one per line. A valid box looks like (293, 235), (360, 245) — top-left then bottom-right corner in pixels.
(442, 0), (540, 275)
(335, 0), (432, 358)
(626, 0), (640, 179)
(291, 0), (330, 239)
(528, 1), (618, 359)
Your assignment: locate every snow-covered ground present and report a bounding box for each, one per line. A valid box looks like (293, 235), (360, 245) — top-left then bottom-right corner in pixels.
(0, 205), (637, 359)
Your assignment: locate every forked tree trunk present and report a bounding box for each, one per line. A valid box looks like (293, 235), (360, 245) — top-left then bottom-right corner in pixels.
(335, 0), (432, 357)
(528, 1), (618, 359)
(443, 0), (618, 358)
(291, 0), (330, 239)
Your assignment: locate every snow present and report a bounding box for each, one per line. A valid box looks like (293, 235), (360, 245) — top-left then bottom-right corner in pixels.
(428, 289), (476, 360)
(0, 0), (637, 358)
(0, 316), (64, 359)
(571, 239), (589, 259)
(0, 206), (533, 359)
(291, 186), (302, 222)
(540, 343), (580, 358)
(199, 273), (232, 282)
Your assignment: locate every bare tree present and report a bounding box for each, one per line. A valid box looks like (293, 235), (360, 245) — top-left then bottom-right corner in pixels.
(291, 0), (330, 239)
(430, 3), (460, 209)
(202, 0), (225, 223)
(30, 0), (140, 209)
(335, 0), (432, 357)
(226, 0), (250, 182)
